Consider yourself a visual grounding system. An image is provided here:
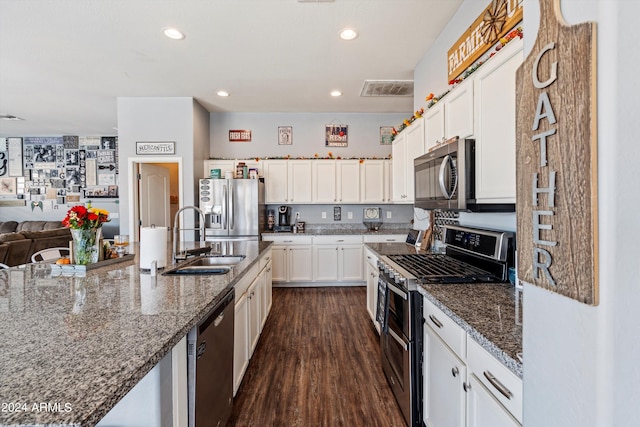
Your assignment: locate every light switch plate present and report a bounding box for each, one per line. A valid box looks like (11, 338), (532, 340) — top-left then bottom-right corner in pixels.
(347, 211), (353, 219)
(387, 211), (392, 219)
(322, 212), (327, 219)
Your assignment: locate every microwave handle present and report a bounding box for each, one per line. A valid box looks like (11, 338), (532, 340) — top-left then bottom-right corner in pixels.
(438, 154), (458, 199)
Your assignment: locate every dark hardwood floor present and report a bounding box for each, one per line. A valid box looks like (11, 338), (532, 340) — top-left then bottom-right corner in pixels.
(228, 286), (406, 427)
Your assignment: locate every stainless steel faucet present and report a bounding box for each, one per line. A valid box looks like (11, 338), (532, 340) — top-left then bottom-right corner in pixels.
(172, 206), (206, 263)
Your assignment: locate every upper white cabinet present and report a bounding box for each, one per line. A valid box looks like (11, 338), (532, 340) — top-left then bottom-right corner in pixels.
(361, 159), (392, 203)
(264, 160), (312, 204)
(473, 38), (523, 203)
(203, 159), (235, 178)
(336, 160), (361, 203)
(392, 118), (425, 203)
(424, 79), (474, 152)
(312, 160), (337, 203)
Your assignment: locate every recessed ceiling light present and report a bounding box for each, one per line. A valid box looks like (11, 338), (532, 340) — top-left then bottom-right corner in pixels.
(330, 90), (342, 97)
(339, 28), (358, 41)
(217, 91), (230, 97)
(163, 27), (185, 40)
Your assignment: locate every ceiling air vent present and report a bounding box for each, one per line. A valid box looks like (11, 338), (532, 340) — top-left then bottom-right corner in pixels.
(360, 80), (414, 97)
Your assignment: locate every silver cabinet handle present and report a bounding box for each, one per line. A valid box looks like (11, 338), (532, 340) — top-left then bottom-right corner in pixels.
(337, 239), (344, 242)
(463, 382), (471, 392)
(283, 240), (293, 243)
(388, 328), (408, 351)
(483, 371), (513, 400)
(452, 367), (459, 377)
(429, 314), (444, 329)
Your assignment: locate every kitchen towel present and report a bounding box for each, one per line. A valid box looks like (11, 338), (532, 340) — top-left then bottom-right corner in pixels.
(140, 226), (168, 269)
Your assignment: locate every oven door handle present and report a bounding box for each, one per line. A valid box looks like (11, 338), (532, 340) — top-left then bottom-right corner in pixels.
(387, 282), (408, 300)
(387, 328), (408, 351)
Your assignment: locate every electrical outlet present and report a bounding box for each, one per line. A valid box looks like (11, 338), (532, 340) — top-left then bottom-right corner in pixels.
(387, 211), (392, 219)
(322, 212), (327, 219)
(347, 211), (353, 219)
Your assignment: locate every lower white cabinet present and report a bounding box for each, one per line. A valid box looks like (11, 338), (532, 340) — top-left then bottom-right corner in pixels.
(262, 236), (314, 283)
(423, 295), (522, 427)
(233, 251), (273, 396)
(312, 235), (363, 283)
(364, 247), (380, 332)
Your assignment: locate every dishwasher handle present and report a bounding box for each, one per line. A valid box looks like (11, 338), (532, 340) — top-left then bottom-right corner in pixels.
(198, 289), (235, 337)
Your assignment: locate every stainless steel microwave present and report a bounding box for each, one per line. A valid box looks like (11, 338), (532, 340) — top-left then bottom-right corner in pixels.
(414, 138), (475, 211)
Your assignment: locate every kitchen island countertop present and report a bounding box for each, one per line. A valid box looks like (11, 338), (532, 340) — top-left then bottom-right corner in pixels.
(366, 242), (523, 378)
(0, 241), (271, 426)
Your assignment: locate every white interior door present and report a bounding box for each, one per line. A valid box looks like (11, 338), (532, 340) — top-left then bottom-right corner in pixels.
(139, 163), (171, 241)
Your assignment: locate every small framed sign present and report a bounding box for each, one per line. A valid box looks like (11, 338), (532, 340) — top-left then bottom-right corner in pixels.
(325, 124), (348, 147)
(229, 130), (252, 142)
(136, 141), (175, 155)
(278, 126), (292, 145)
(380, 126), (394, 145)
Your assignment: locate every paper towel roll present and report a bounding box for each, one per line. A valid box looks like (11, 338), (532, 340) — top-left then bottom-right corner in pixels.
(140, 226), (168, 269)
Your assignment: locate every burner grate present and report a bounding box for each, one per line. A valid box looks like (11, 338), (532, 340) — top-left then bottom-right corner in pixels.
(388, 254), (496, 283)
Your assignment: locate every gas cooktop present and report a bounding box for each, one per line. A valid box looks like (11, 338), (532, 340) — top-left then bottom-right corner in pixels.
(387, 253), (497, 284)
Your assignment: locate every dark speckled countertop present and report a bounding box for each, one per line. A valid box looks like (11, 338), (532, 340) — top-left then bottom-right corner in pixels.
(0, 241), (271, 426)
(262, 224), (410, 236)
(366, 243), (523, 378)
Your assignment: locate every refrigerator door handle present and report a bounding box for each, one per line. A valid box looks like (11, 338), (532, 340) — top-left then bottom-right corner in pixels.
(222, 184), (227, 230)
(229, 182), (234, 230)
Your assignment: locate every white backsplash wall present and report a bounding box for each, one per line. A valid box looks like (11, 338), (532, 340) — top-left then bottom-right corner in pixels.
(267, 204), (414, 227)
(210, 112), (408, 158)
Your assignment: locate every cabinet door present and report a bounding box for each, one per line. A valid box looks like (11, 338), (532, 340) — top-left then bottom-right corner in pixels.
(288, 160), (312, 203)
(404, 119), (425, 204)
(425, 103), (445, 151)
(473, 38), (523, 203)
(337, 160), (361, 203)
(444, 78), (474, 140)
(313, 245), (339, 281)
(384, 160), (392, 203)
(270, 246), (287, 282)
(424, 326), (466, 427)
(467, 374), (521, 427)
(312, 160), (337, 203)
(264, 160), (288, 203)
(361, 160), (386, 203)
(366, 262), (380, 332)
(264, 260), (273, 315)
(288, 246), (314, 281)
(339, 244), (363, 281)
(204, 160), (236, 179)
(248, 276), (262, 355)
(233, 293), (249, 396)
(391, 133), (408, 202)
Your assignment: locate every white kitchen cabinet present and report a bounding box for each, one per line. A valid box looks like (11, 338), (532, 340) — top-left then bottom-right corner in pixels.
(361, 159), (392, 203)
(362, 234), (406, 243)
(424, 325), (467, 427)
(259, 252), (273, 326)
(467, 374), (521, 427)
(247, 274), (262, 355)
(425, 102), (445, 151)
(262, 235), (314, 283)
(444, 78), (474, 141)
(203, 159), (236, 178)
(364, 247), (380, 333)
(392, 119), (424, 203)
(336, 160), (361, 203)
(264, 160), (312, 204)
(312, 235), (363, 283)
(473, 38), (523, 204)
(233, 291), (249, 396)
(312, 160), (337, 203)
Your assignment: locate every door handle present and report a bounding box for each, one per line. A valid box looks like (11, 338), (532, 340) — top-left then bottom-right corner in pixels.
(222, 185), (228, 229)
(229, 182), (234, 230)
(387, 283), (407, 300)
(388, 328), (408, 351)
(483, 371), (514, 400)
(428, 314), (444, 329)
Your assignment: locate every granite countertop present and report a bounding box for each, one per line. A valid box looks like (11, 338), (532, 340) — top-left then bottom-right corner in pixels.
(262, 225), (410, 237)
(0, 241), (272, 426)
(365, 243), (523, 378)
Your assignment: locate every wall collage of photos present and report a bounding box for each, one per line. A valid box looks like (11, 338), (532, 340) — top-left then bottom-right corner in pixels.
(0, 136), (119, 210)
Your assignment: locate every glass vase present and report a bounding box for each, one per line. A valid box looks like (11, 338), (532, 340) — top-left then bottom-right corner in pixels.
(71, 228), (102, 265)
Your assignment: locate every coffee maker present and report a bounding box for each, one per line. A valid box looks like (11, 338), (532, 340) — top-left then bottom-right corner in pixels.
(275, 205), (292, 232)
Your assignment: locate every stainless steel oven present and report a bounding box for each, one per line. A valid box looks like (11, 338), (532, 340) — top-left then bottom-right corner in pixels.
(377, 262), (423, 427)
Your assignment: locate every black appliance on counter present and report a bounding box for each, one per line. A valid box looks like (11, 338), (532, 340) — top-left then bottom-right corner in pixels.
(376, 225), (514, 427)
(274, 205), (292, 232)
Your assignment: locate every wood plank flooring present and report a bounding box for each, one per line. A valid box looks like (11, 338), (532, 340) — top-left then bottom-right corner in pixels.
(228, 287), (406, 427)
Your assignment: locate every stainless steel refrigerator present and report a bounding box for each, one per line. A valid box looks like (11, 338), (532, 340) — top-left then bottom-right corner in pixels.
(199, 178), (265, 241)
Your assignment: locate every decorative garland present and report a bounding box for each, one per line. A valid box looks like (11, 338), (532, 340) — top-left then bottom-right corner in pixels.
(391, 26), (523, 141)
(208, 154), (393, 161)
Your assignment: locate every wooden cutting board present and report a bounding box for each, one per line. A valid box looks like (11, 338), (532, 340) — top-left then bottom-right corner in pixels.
(515, 0), (598, 305)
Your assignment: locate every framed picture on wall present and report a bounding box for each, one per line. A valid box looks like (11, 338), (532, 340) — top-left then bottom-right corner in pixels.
(380, 126), (394, 145)
(278, 126), (292, 145)
(325, 124), (348, 147)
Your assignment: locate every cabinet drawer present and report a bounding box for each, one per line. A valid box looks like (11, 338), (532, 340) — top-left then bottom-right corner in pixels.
(259, 249), (272, 270)
(423, 297), (466, 359)
(467, 337), (523, 423)
(364, 248), (378, 268)
(235, 263), (260, 299)
(313, 235), (362, 245)
(363, 234), (406, 243)
(262, 235), (313, 245)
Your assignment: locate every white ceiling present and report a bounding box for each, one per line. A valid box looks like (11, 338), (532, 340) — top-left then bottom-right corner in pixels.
(0, 0), (463, 137)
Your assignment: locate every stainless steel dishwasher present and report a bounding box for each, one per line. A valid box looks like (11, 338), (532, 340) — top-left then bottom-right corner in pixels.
(188, 289), (235, 427)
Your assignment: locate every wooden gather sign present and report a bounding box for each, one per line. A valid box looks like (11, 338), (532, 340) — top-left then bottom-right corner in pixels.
(447, 0), (523, 82)
(515, 0), (598, 305)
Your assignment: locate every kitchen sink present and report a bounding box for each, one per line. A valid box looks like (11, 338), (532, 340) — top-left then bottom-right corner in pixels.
(162, 255), (246, 275)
